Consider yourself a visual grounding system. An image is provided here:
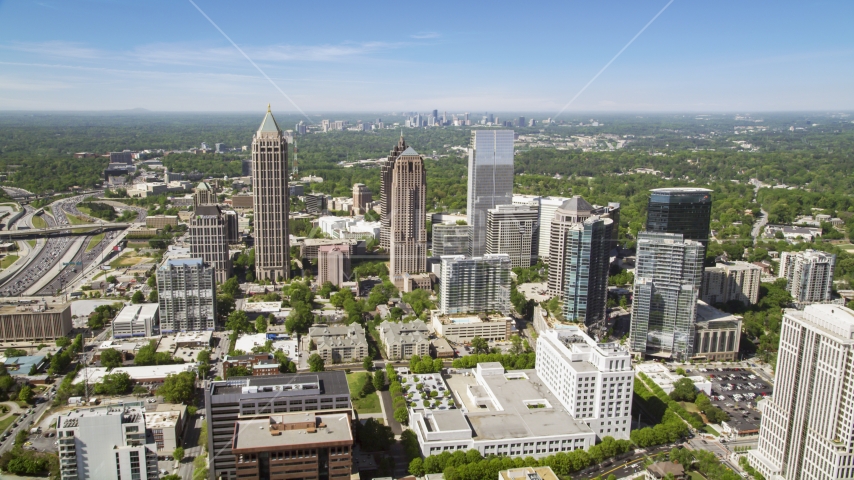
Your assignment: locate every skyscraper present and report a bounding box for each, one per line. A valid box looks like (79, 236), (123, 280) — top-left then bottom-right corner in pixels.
(779, 249), (836, 303)
(485, 204), (538, 268)
(467, 130), (515, 257)
(380, 135), (409, 249)
(645, 188), (712, 252)
(386, 140), (427, 284)
(561, 217), (613, 326)
(351, 183), (372, 215)
(439, 254), (511, 315)
(251, 105), (290, 282)
(189, 205), (233, 284)
(432, 223), (472, 257)
(629, 232), (704, 360)
(749, 305), (854, 480)
(317, 244), (351, 288)
(193, 181), (216, 208)
(156, 258), (217, 333)
(548, 196), (598, 296)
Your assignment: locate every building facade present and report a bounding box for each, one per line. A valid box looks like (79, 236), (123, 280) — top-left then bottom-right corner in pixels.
(561, 217), (612, 326)
(0, 303), (71, 342)
(693, 301), (742, 362)
(431, 311), (511, 342)
(112, 303), (159, 338)
(351, 183), (372, 215)
(701, 261), (762, 306)
(485, 204), (539, 268)
(439, 254), (511, 315)
(536, 327), (634, 440)
(467, 130), (515, 257)
(57, 403), (159, 480)
(204, 373), (352, 480)
(156, 258), (217, 333)
(432, 223), (472, 257)
(194, 181), (216, 208)
(252, 106), (290, 282)
(307, 324), (369, 363)
(378, 320), (430, 359)
(317, 245), (351, 288)
(629, 232), (704, 360)
(645, 188), (712, 254)
(190, 204), (233, 284)
(387, 143), (427, 285)
(779, 249), (836, 303)
(145, 215), (178, 229)
(380, 135), (409, 249)
(750, 305), (854, 480)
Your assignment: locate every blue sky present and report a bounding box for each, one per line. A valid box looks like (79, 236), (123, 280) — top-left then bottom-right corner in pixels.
(0, 0), (852, 112)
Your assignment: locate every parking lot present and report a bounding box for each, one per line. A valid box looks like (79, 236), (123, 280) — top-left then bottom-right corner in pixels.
(692, 366), (770, 436)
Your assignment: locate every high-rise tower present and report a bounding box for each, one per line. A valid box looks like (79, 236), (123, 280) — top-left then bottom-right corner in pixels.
(645, 187), (712, 253)
(380, 134), (408, 249)
(561, 217), (613, 326)
(386, 141), (427, 284)
(467, 130), (515, 257)
(251, 105), (290, 282)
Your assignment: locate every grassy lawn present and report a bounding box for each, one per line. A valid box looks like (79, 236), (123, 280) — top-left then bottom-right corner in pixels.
(26, 239), (36, 248)
(704, 425), (720, 436)
(346, 372), (382, 414)
(31, 215), (47, 229)
(66, 213), (86, 225)
(681, 401), (700, 413)
(0, 414), (20, 434)
(86, 233), (105, 252)
(110, 252), (152, 268)
(127, 241), (151, 249)
(0, 255), (19, 269)
(688, 472), (707, 480)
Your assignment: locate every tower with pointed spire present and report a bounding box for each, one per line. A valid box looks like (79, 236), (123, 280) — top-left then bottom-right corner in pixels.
(251, 105), (290, 282)
(379, 133), (409, 249)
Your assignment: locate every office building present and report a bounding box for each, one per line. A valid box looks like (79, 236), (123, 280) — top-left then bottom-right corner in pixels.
(701, 261), (762, 306)
(779, 249), (836, 303)
(467, 130), (515, 256)
(147, 404), (186, 455)
(380, 135), (410, 249)
(645, 188), (712, 253)
(486, 204), (539, 268)
(57, 403), (159, 480)
(439, 254), (511, 315)
(204, 372), (352, 480)
(109, 151), (133, 165)
(0, 303), (71, 342)
(536, 326), (634, 439)
(156, 258), (217, 333)
(252, 105), (290, 282)
(629, 233), (704, 360)
(385, 139), (427, 285)
(306, 324), (369, 363)
(304, 193), (327, 214)
(223, 209), (239, 243)
(431, 223), (471, 257)
(351, 183), (372, 215)
(317, 245), (351, 288)
(112, 303), (159, 338)
(431, 311), (511, 342)
(410, 363), (596, 458)
(377, 320), (430, 359)
(693, 300), (742, 362)
(190, 205), (233, 284)
(560, 217), (613, 326)
(231, 412), (353, 480)
(750, 305), (854, 480)
(194, 181), (216, 208)
(145, 215), (178, 229)
(231, 193), (253, 209)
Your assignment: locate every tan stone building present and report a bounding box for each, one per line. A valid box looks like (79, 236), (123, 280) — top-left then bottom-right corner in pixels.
(189, 204), (233, 284)
(231, 194), (253, 209)
(307, 324), (368, 363)
(146, 215), (179, 229)
(351, 183), (372, 215)
(0, 303), (71, 341)
(378, 320), (430, 360)
(317, 245), (350, 288)
(252, 106), (290, 282)
(193, 181), (216, 208)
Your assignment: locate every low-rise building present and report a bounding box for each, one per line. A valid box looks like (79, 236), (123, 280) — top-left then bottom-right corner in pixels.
(645, 462), (686, 480)
(174, 330), (213, 348)
(72, 363), (199, 385)
(378, 320), (430, 360)
(231, 194), (253, 209)
(146, 215), (179, 229)
(693, 300), (742, 362)
(307, 324), (369, 363)
(499, 467), (559, 480)
(431, 311), (512, 342)
(0, 303), (72, 342)
(223, 353), (279, 377)
(147, 404), (185, 455)
(112, 303), (159, 338)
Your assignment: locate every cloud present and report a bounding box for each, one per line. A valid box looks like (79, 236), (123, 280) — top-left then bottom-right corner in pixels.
(0, 41), (102, 59)
(410, 31), (440, 39)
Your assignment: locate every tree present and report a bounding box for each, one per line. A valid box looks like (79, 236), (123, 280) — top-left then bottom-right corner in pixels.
(409, 458), (425, 476)
(55, 337), (71, 348)
(100, 348), (123, 370)
(308, 353), (325, 372)
(4, 348), (26, 358)
(173, 447), (185, 462)
(255, 315), (268, 333)
(226, 366), (251, 378)
(286, 302), (314, 334)
(470, 336), (489, 354)
(71, 334), (83, 353)
(669, 378), (697, 402)
(373, 370), (385, 392)
(357, 418), (394, 452)
(226, 310), (252, 334)
(363, 356), (373, 371)
(132, 385), (149, 397)
(318, 281), (338, 299)
(221, 276), (240, 297)
(360, 373), (375, 397)
(158, 371), (197, 404)
(94, 371), (133, 395)
(131, 291), (145, 303)
(17, 385), (32, 404)
(148, 290), (158, 302)
(510, 334), (524, 355)
(330, 288), (354, 308)
(217, 293), (235, 318)
(394, 407), (409, 425)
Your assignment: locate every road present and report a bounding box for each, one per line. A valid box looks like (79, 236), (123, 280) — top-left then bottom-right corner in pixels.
(0, 386), (54, 455)
(0, 206), (69, 295)
(750, 179), (768, 242)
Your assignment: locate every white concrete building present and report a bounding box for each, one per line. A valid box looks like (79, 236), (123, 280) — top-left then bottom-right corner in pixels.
(535, 327), (634, 440)
(431, 311), (512, 342)
(56, 403), (159, 480)
(410, 363), (596, 458)
(701, 261), (762, 306)
(779, 249), (836, 303)
(112, 303), (159, 338)
(750, 305), (854, 480)
(439, 254), (511, 315)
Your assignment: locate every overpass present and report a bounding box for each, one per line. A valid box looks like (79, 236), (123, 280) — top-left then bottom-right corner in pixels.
(0, 223), (130, 239)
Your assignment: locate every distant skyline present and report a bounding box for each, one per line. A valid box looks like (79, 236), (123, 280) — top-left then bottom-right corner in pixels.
(1, 0), (853, 112)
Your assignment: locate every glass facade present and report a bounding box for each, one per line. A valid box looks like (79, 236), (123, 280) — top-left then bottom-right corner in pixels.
(467, 130), (515, 257)
(562, 218), (612, 326)
(645, 188), (712, 251)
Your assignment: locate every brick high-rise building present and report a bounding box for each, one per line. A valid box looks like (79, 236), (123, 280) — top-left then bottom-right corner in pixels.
(190, 205), (233, 284)
(317, 245), (351, 288)
(384, 139), (427, 285)
(252, 105), (290, 282)
(351, 183), (372, 215)
(379, 135), (409, 249)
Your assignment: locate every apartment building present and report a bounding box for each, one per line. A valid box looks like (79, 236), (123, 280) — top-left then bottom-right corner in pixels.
(190, 204), (233, 284)
(306, 324), (369, 363)
(156, 258), (217, 332)
(779, 249), (836, 303)
(431, 311), (511, 342)
(439, 254), (511, 315)
(377, 320), (430, 359)
(701, 261), (762, 306)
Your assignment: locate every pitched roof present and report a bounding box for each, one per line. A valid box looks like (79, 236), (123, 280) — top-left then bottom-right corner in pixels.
(196, 181), (213, 191)
(258, 105), (280, 133)
(398, 146), (419, 157)
(558, 195), (594, 214)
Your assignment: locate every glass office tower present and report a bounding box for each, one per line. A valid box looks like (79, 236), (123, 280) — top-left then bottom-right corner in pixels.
(467, 130), (515, 257)
(645, 188), (712, 252)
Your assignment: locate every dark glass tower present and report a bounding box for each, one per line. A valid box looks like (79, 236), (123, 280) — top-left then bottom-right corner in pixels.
(645, 188), (713, 250)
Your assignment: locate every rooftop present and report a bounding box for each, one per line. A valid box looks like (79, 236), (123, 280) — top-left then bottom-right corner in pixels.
(499, 467), (559, 480)
(162, 258), (203, 268)
(0, 302), (70, 315)
(145, 409), (181, 429)
(72, 363), (199, 384)
(211, 371), (349, 396)
(232, 412), (352, 451)
(434, 313), (510, 325)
